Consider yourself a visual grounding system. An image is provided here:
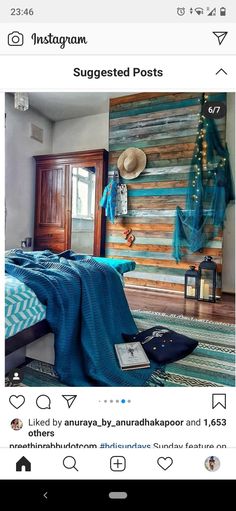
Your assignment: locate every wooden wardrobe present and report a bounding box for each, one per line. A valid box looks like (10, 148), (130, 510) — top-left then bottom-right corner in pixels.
(34, 149), (108, 256)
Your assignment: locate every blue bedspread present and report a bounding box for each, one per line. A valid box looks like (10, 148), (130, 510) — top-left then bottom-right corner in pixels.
(5, 250), (157, 387)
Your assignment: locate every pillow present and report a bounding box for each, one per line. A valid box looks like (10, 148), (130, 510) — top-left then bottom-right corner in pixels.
(122, 326), (198, 364)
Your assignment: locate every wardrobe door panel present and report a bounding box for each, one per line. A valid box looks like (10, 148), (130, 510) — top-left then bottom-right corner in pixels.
(34, 163), (67, 252)
(34, 234), (65, 253)
(36, 166), (65, 227)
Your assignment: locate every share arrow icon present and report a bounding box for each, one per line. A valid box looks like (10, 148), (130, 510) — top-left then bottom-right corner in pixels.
(213, 31), (228, 45)
(62, 395), (77, 408)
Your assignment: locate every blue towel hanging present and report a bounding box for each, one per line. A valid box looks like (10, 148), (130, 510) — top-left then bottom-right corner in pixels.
(100, 170), (119, 223)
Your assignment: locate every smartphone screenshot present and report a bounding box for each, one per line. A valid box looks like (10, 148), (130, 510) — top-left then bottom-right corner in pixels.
(0, 0), (235, 503)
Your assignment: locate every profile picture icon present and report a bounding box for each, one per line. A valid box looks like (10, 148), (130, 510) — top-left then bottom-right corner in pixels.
(204, 455), (220, 472)
(11, 418), (23, 431)
(8, 368), (24, 385)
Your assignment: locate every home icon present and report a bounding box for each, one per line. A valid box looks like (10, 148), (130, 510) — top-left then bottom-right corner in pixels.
(16, 456), (31, 472)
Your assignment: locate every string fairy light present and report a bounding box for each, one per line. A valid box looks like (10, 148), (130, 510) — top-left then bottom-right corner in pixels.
(191, 93), (210, 200)
(173, 91), (232, 263)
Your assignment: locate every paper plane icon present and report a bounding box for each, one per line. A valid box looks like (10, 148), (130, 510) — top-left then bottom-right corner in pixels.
(213, 31), (228, 45)
(62, 395), (77, 408)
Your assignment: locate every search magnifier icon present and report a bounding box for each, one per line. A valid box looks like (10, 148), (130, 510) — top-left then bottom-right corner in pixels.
(63, 456), (78, 471)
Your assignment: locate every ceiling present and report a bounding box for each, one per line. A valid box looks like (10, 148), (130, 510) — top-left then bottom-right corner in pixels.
(28, 92), (128, 122)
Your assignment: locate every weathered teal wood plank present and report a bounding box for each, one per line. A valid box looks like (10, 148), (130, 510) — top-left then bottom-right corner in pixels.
(110, 97), (202, 119)
(107, 235), (222, 248)
(109, 118), (200, 138)
(126, 209), (178, 217)
(128, 186), (214, 197)
(129, 231), (174, 239)
(110, 124), (225, 144)
(110, 114), (225, 135)
(146, 156), (192, 165)
(107, 216), (176, 224)
(135, 265), (186, 276)
(127, 270), (184, 284)
(109, 129), (200, 148)
(106, 248), (174, 259)
(109, 172), (212, 184)
(110, 106), (201, 129)
(126, 208), (215, 217)
(110, 128), (197, 144)
(108, 173), (191, 183)
(109, 135), (196, 151)
(109, 160), (217, 175)
(107, 235), (174, 245)
(108, 165), (190, 178)
(110, 118), (199, 136)
(105, 248), (222, 263)
(110, 93), (226, 113)
(128, 188), (187, 197)
(110, 94), (202, 113)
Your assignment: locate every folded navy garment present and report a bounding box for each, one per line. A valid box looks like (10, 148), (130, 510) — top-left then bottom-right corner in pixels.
(122, 326), (198, 364)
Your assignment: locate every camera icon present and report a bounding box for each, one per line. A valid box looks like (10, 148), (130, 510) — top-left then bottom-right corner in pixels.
(8, 31), (24, 46)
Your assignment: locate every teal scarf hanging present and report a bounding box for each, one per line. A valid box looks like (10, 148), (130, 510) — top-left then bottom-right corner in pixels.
(100, 171), (119, 223)
(173, 93), (234, 262)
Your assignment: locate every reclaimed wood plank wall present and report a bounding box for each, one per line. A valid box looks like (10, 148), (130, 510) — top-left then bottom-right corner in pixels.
(106, 92), (226, 293)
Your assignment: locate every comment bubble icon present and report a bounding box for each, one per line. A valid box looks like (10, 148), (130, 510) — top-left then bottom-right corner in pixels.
(36, 394), (51, 410)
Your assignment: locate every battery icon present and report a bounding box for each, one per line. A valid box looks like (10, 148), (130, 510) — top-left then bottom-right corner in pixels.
(220, 7), (226, 16)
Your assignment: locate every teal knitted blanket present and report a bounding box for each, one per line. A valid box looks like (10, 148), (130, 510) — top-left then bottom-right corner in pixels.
(5, 250), (160, 386)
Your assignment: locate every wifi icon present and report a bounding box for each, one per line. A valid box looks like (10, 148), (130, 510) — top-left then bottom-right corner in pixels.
(195, 7), (204, 15)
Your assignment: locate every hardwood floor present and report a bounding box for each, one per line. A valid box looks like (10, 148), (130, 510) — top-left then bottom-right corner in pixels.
(125, 287), (235, 324)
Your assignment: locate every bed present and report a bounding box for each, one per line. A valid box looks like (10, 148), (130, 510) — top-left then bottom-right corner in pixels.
(5, 253), (135, 357)
(6, 250), (153, 386)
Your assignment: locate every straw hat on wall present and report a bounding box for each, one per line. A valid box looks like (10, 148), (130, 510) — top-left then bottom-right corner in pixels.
(117, 147), (146, 180)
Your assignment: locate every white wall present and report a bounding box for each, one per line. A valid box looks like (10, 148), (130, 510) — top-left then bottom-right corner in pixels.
(52, 112), (109, 153)
(5, 94), (53, 249)
(5, 102), (109, 251)
(222, 93), (235, 293)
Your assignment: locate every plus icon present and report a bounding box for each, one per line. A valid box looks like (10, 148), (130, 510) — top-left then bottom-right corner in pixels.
(110, 456), (126, 472)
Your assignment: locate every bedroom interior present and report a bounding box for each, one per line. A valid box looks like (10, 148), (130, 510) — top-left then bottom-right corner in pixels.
(5, 91), (235, 387)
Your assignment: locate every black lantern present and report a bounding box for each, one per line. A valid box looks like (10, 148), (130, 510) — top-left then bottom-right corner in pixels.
(198, 256), (217, 303)
(185, 265), (199, 299)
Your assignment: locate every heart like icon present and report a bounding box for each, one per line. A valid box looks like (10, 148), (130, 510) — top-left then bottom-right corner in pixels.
(157, 457), (173, 471)
(9, 395), (25, 409)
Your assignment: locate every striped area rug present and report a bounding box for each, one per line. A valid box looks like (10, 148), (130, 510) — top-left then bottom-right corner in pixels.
(133, 310), (235, 387)
(5, 311), (235, 387)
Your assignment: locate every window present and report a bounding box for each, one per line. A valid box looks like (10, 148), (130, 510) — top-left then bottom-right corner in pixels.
(72, 167), (95, 219)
